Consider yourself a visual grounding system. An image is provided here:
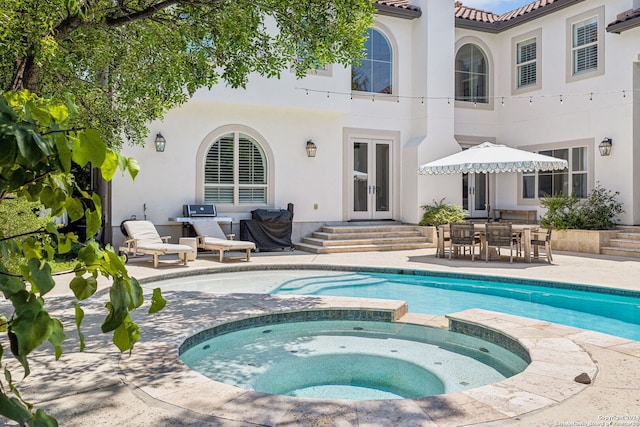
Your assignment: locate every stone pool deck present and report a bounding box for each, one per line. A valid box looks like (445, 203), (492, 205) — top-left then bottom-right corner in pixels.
(5, 248), (640, 426)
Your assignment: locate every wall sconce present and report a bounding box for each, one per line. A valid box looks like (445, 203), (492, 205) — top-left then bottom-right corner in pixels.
(306, 140), (317, 157)
(598, 137), (612, 156)
(154, 133), (166, 152)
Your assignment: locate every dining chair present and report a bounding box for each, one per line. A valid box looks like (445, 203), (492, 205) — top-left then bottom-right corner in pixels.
(531, 225), (553, 263)
(449, 223), (478, 261)
(484, 223), (517, 263)
(436, 226), (451, 258)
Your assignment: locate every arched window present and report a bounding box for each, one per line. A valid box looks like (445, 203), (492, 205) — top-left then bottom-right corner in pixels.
(455, 44), (488, 104)
(352, 28), (393, 94)
(203, 132), (268, 205)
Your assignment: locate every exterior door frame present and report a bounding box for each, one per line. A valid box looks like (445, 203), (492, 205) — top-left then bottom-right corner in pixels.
(343, 128), (400, 221)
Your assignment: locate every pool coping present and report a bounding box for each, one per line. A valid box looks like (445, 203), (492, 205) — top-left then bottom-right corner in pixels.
(119, 292), (606, 426)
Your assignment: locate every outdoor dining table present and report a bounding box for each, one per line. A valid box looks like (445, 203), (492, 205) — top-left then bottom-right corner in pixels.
(437, 223), (539, 263)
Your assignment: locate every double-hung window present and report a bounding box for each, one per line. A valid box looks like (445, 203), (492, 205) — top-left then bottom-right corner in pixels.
(522, 146), (588, 200)
(517, 38), (537, 88)
(572, 17), (598, 74)
(204, 132), (268, 205)
(566, 7), (604, 82)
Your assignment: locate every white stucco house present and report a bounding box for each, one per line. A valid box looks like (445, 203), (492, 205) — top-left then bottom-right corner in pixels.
(110, 0), (640, 248)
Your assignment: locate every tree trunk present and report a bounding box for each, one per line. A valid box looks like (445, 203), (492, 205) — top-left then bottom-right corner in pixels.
(11, 56), (41, 93)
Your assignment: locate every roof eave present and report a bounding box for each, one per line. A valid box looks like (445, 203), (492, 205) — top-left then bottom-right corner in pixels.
(375, 4), (422, 20)
(607, 16), (640, 34)
(456, 0), (586, 33)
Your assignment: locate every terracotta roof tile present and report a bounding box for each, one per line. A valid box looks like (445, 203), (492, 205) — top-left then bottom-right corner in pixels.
(455, 0), (562, 24)
(376, 0), (421, 13)
(609, 8), (640, 25)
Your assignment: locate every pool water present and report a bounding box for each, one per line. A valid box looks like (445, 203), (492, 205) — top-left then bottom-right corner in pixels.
(149, 269), (640, 341)
(273, 271), (640, 341)
(179, 320), (528, 400)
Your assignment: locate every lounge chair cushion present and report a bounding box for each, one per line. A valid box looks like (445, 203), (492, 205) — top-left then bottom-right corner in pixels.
(121, 220), (194, 267)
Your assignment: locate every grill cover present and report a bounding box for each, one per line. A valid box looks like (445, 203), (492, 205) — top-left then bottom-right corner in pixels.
(183, 204), (217, 217)
(240, 206), (293, 250)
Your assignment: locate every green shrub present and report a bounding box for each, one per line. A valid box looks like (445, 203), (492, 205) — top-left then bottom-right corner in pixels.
(540, 184), (623, 230)
(419, 198), (468, 226)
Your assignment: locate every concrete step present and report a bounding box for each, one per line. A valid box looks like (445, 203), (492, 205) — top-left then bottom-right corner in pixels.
(601, 247), (640, 258)
(294, 241), (433, 254)
(312, 230), (424, 240)
(614, 232), (640, 241)
(321, 225), (419, 234)
(608, 238), (640, 249)
(302, 235), (430, 247)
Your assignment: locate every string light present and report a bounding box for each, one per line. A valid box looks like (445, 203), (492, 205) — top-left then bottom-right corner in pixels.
(295, 87), (635, 104)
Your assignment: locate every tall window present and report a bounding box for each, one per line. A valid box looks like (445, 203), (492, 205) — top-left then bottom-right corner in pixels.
(522, 146), (588, 200)
(455, 44), (488, 103)
(572, 16), (598, 75)
(204, 132), (267, 205)
(352, 28), (393, 94)
(516, 38), (537, 88)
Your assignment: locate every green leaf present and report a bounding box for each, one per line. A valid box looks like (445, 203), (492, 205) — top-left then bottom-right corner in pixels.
(126, 157), (140, 180)
(100, 150), (118, 181)
(112, 316), (140, 353)
(49, 103), (69, 123)
(69, 276), (97, 300)
(65, 197), (84, 222)
(48, 319), (65, 361)
(53, 132), (72, 173)
(28, 258), (55, 296)
(85, 208), (101, 239)
(73, 303), (86, 352)
(33, 408), (59, 427)
(101, 278), (130, 333)
(149, 288), (166, 314)
(10, 310), (53, 364)
(0, 134), (18, 164)
(71, 129), (106, 167)
(0, 392), (32, 425)
(15, 128), (41, 166)
(126, 277), (143, 310)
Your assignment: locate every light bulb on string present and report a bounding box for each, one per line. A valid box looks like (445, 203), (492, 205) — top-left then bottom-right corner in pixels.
(501, 97), (505, 107)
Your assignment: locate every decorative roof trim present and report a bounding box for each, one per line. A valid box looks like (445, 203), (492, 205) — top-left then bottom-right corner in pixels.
(606, 9), (640, 34)
(455, 0), (586, 33)
(375, 3), (422, 20)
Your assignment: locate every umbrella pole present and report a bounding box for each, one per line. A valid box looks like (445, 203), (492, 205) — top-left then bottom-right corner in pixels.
(486, 174), (491, 221)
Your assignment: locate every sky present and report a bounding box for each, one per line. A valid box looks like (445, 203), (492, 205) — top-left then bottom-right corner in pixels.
(460, 0), (534, 14)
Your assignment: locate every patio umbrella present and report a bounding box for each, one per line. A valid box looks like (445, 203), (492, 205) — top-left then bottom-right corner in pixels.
(418, 142), (568, 218)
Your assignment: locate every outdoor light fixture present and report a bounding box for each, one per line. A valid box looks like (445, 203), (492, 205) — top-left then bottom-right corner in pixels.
(599, 137), (612, 156)
(306, 140), (317, 157)
(154, 133), (166, 152)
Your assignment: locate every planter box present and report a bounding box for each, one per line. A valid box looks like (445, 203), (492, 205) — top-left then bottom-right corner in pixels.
(549, 228), (618, 254)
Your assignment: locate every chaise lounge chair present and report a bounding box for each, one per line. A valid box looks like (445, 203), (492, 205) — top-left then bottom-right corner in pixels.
(120, 220), (195, 268)
(191, 221), (256, 262)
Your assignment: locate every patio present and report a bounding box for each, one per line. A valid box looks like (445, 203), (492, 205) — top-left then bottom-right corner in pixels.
(7, 248), (640, 426)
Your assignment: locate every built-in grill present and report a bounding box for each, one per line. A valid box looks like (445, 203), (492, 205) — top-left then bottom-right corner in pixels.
(183, 204), (217, 218)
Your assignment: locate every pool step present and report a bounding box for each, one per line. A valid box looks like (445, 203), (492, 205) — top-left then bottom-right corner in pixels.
(295, 223), (434, 254)
(600, 226), (640, 258)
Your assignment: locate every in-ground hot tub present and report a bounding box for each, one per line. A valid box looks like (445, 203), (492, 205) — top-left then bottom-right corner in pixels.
(179, 311), (529, 401)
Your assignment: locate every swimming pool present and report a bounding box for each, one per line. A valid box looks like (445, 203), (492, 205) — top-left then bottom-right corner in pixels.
(148, 268), (640, 341)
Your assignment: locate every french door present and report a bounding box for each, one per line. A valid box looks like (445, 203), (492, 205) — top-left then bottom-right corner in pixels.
(351, 139), (393, 220)
(462, 172), (488, 218)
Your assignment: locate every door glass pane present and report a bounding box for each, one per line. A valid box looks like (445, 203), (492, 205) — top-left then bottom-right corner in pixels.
(462, 174), (469, 211)
(375, 144), (389, 212)
(353, 142), (368, 212)
(474, 173), (486, 211)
